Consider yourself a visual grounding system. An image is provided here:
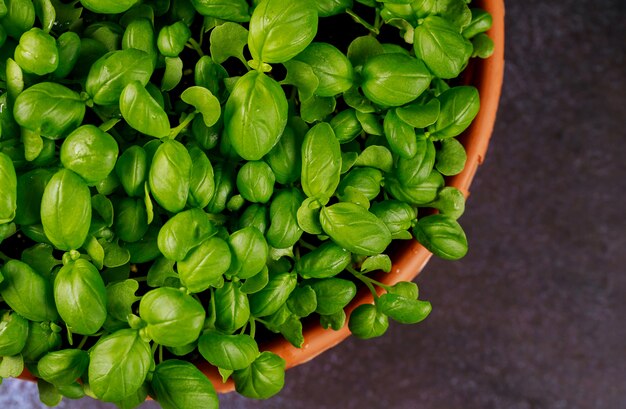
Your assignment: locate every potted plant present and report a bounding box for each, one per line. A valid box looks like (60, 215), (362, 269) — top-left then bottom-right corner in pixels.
(0, 0), (504, 407)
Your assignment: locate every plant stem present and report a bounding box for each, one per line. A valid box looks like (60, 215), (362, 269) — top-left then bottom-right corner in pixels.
(169, 112), (197, 140)
(346, 9), (380, 35)
(77, 336), (89, 350)
(187, 38), (204, 58)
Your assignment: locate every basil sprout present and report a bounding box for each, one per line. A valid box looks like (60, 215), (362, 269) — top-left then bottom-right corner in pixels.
(376, 293), (432, 324)
(266, 188), (304, 249)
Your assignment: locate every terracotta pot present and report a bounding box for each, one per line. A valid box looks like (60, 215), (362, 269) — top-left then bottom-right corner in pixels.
(18, 0), (505, 396)
(201, 0), (506, 393)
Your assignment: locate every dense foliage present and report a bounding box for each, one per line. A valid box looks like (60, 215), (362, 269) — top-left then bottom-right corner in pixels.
(0, 0), (494, 407)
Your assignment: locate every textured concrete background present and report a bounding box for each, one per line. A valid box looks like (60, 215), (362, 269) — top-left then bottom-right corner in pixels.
(2, 0), (625, 408)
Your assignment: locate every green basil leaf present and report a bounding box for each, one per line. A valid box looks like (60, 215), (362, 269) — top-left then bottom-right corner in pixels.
(122, 18), (157, 69)
(232, 351), (286, 399)
(88, 329), (152, 403)
(376, 293), (432, 324)
(471, 32), (495, 59)
(383, 109), (417, 159)
(190, 0), (250, 23)
(360, 254), (392, 273)
(60, 125), (118, 184)
(0, 0), (35, 38)
(413, 15), (473, 79)
(161, 56), (183, 91)
(319, 309), (345, 330)
(286, 285), (317, 318)
(396, 98), (440, 129)
(54, 259), (107, 335)
(301, 122), (341, 201)
(0, 310), (28, 356)
(353, 145), (393, 173)
(435, 137), (467, 176)
(463, 8), (493, 39)
(14, 27), (58, 75)
(361, 53), (431, 107)
(41, 169), (92, 251)
(310, 277), (356, 315)
(224, 71), (288, 160)
(209, 21), (249, 65)
(266, 188), (304, 249)
(346, 35), (384, 67)
(249, 272), (297, 317)
(348, 303), (388, 339)
(86, 49), (153, 106)
(157, 21), (191, 57)
(21, 321), (62, 362)
(240, 265), (269, 294)
(370, 200), (416, 239)
(0, 260), (58, 322)
(236, 161), (275, 204)
(280, 60), (319, 102)
(294, 42), (354, 97)
(139, 287), (206, 347)
(248, 0), (318, 66)
(227, 226), (268, 279)
(116, 145), (148, 198)
(120, 80), (170, 138)
(80, 0), (140, 14)
(149, 140), (192, 212)
(412, 214), (468, 259)
(0, 152), (17, 224)
(37, 349), (89, 386)
(320, 202), (391, 256)
(330, 109), (362, 143)
(179, 236), (231, 293)
(198, 332), (259, 371)
(316, 0), (352, 17)
(13, 82), (85, 140)
(151, 360), (219, 409)
(158, 208), (217, 261)
(106, 279), (140, 323)
(296, 241), (351, 279)
(181, 86), (221, 127)
(428, 86), (480, 139)
(0, 354), (24, 379)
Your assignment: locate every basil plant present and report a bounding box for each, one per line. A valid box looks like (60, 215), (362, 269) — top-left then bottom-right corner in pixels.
(0, 0), (494, 407)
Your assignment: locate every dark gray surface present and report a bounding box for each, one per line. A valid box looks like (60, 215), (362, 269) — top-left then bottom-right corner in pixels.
(2, 0), (625, 408)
